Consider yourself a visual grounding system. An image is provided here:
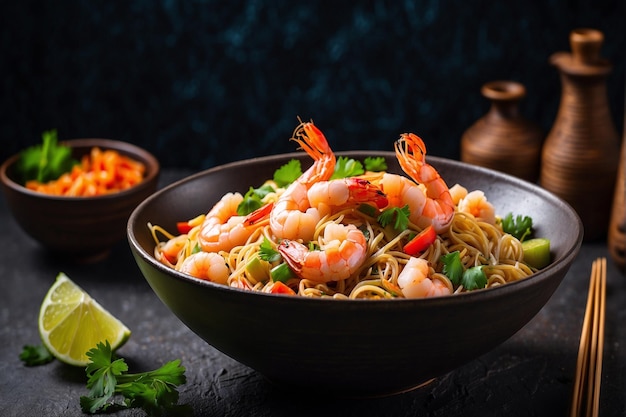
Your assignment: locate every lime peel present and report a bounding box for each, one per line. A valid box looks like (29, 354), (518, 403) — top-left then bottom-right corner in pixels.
(38, 272), (131, 366)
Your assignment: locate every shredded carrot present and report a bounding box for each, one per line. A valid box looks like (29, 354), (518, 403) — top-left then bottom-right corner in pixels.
(25, 147), (146, 196)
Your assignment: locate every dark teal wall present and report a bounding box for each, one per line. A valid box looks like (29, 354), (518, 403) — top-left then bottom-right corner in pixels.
(2, 0), (624, 169)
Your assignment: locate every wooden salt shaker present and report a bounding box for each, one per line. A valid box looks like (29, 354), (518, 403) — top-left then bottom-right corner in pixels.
(540, 28), (620, 241)
(461, 80), (543, 182)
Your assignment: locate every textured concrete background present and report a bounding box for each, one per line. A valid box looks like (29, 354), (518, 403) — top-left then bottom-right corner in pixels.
(1, 0), (624, 169)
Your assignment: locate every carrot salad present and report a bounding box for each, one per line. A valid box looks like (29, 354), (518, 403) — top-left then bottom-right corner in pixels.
(25, 147), (146, 196)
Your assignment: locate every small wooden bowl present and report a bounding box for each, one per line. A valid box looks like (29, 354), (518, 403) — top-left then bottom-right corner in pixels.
(1, 138), (160, 262)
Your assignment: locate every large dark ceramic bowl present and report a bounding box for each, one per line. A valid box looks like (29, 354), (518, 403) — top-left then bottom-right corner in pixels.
(127, 151), (582, 397)
(1, 138), (159, 262)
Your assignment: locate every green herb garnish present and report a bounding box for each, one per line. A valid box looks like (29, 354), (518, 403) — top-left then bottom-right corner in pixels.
(258, 237), (281, 263)
(440, 251), (464, 286)
(378, 205), (411, 231)
(17, 129), (77, 184)
(330, 156), (364, 179)
(79, 341), (187, 415)
(501, 213), (533, 241)
(237, 184), (276, 216)
(364, 156), (387, 172)
(273, 159), (302, 187)
(461, 266), (488, 290)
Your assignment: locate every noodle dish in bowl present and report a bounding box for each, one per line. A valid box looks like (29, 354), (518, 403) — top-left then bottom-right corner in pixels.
(127, 120), (583, 396)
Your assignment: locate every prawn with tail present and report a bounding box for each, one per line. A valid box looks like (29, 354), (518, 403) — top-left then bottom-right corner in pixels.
(277, 178), (387, 283)
(269, 121), (387, 241)
(278, 223), (368, 283)
(379, 133), (455, 233)
(198, 192), (273, 253)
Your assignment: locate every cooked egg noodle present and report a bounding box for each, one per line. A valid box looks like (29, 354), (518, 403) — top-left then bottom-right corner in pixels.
(149, 193), (534, 298)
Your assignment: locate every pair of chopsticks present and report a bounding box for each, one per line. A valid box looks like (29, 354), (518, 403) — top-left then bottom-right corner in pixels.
(570, 257), (607, 417)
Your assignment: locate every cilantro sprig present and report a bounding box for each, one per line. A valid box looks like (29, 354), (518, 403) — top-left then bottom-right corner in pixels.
(440, 251), (488, 291)
(237, 184), (276, 216)
(273, 159), (302, 187)
(79, 341), (188, 415)
(364, 156), (387, 172)
(501, 213), (533, 242)
(330, 156), (364, 179)
(19, 344), (55, 366)
(378, 205), (411, 232)
(17, 129), (78, 184)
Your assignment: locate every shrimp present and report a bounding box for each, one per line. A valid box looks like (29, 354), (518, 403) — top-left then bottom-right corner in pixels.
(270, 121), (337, 241)
(307, 177), (388, 215)
(158, 234), (189, 265)
(380, 133), (455, 233)
(397, 257), (451, 298)
(179, 251), (230, 284)
(198, 192), (272, 253)
(278, 223), (367, 283)
(449, 183), (468, 206)
(457, 190), (496, 224)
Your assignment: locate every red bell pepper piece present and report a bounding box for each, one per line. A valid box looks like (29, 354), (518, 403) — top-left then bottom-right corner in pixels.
(176, 221), (193, 234)
(270, 281), (296, 295)
(403, 225), (436, 255)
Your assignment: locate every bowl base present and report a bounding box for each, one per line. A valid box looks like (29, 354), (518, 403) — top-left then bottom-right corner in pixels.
(264, 375), (436, 399)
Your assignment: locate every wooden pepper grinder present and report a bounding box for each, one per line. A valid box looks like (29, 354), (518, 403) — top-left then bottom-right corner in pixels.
(461, 80), (543, 182)
(540, 28), (620, 241)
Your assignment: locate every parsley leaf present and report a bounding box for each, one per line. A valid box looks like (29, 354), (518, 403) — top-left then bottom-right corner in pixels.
(501, 213), (533, 241)
(364, 156), (387, 172)
(440, 251), (464, 286)
(258, 237), (281, 263)
(19, 344), (55, 366)
(273, 159), (302, 187)
(461, 266), (488, 291)
(237, 184), (275, 216)
(17, 129), (77, 184)
(80, 341), (187, 415)
(378, 205), (411, 231)
(330, 156), (364, 179)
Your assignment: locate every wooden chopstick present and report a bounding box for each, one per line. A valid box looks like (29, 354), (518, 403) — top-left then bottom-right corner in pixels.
(570, 257), (607, 417)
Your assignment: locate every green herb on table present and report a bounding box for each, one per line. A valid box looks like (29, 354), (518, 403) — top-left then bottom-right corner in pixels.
(19, 344), (55, 366)
(80, 341), (188, 415)
(17, 129), (78, 184)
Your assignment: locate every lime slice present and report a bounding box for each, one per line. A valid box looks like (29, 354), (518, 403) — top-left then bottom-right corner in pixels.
(38, 273), (131, 366)
(522, 238), (551, 269)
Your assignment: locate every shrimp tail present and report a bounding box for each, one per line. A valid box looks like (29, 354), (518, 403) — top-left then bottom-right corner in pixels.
(346, 178), (389, 209)
(395, 133), (427, 182)
(277, 239), (308, 276)
(243, 202), (274, 226)
(291, 121), (336, 184)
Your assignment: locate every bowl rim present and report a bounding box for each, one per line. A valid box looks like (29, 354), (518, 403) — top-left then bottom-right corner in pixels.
(0, 138), (160, 201)
(128, 150), (583, 306)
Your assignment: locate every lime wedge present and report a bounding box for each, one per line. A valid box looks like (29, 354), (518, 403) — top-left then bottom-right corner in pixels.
(38, 273), (131, 366)
(522, 238), (551, 269)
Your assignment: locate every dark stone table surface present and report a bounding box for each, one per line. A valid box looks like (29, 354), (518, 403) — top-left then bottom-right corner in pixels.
(1, 170), (625, 417)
